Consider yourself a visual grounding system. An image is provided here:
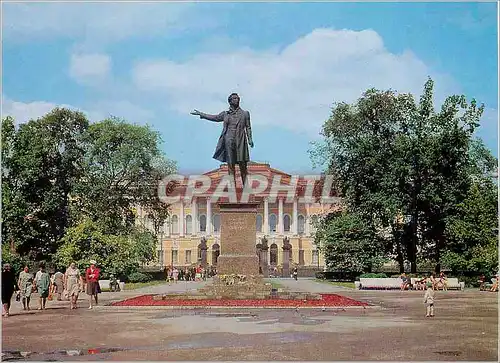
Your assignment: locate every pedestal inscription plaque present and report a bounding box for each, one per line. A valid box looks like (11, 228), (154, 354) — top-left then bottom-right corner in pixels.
(216, 202), (260, 275)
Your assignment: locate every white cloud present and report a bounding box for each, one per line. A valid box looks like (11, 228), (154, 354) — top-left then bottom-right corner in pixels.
(69, 53), (111, 84)
(1, 97), (103, 125)
(132, 28), (460, 135)
(2, 2), (196, 46)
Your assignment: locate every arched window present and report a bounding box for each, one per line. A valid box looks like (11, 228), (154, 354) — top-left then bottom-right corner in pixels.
(270, 243), (278, 265)
(199, 214), (207, 232)
(256, 214), (263, 232)
(185, 215), (192, 234)
(283, 214), (291, 232)
(212, 214), (221, 233)
(269, 214), (277, 233)
(298, 215), (305, 235)
(171, 215), (179, 234)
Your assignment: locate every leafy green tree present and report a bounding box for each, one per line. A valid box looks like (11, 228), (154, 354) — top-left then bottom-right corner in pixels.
(72, 117), (176, 234)
(54, 219), (156, 277)
(1, 109), (89, 260)
(314, 211), (386, 272)
(311, 79), (491, 273)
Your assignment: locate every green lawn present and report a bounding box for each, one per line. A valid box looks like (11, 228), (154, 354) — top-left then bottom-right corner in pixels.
(123, 280), (170, 290)
(315, 279), (356, 289)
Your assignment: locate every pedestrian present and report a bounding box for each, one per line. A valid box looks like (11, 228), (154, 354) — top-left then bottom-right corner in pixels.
(17, 266), (33, 311)
(490, 274), (499, 292)
(172, 267), (179, 283)
(2, 263), (17, 317)
(423, 281), (435, 318)
(85, 260), (100, 309)
(35, 263), (51, 310)
(65, 262), (83, 309)
(292, 267), (298, 281)
(52, 270), (65, 301)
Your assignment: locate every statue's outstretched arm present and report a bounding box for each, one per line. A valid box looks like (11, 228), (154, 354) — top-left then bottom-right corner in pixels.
(191, 110), (225, 122)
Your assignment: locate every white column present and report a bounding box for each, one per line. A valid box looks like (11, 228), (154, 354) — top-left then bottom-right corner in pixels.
(192, 197), (198, 234)
(278, 198), (284, 235)
(292, 198), (298, 235)
(263, 197), (269, 234)
(305, 203), (311, 236)
(206, 197), (212, 235)
(179, 198), (185, 237)
(165, 219), (170, 237)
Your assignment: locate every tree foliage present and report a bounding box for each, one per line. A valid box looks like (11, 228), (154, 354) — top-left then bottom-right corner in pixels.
(53, 219), (156, 278)
(314, 211), (387, 272)
(2, 110), (176, 270)
(311, 78), (497, 274)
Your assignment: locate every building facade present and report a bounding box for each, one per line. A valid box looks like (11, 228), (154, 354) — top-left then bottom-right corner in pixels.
(138, 162), (337, 272)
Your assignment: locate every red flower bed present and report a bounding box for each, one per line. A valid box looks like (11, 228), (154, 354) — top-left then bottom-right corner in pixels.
(111, 294), (368, 307)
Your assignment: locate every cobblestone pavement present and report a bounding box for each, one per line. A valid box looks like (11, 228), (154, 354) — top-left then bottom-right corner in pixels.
(2, 278), (498, 361)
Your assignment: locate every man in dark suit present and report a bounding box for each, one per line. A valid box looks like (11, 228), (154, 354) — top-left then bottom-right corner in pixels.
(191, 93), (254, 186)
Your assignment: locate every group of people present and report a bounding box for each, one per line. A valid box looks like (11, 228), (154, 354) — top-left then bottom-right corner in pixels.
(400, 272), (449, 291)
(164, 265), (216, 283)
(2, 260), (102, 317)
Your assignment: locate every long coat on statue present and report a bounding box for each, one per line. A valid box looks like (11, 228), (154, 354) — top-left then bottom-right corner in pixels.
(205, 107), (253, 164)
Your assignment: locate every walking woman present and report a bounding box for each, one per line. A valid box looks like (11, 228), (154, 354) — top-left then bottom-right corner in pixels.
(17, 266), (33, 311)
(2, 264), (17, 317)
(85, 260), (100, 309)
(35, 263), (51, 310)
(65, 262), (83, 309)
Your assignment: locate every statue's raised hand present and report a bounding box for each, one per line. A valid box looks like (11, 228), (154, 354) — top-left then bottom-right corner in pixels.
(190, 109), (203, 117)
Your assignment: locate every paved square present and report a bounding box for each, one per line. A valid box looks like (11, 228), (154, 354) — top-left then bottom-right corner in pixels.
(2, 279), (498, 361)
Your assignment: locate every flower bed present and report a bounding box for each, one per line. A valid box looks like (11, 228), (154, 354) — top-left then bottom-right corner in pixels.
(111, 294), (368, 307)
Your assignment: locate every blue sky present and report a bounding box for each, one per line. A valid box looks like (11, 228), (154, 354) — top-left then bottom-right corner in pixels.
(2, 2), (498, 174)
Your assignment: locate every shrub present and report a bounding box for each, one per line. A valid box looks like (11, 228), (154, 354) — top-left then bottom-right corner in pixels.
(127, 272), (151, 283)
(315, 272), (326, 279)
(359, 273), (387, 279)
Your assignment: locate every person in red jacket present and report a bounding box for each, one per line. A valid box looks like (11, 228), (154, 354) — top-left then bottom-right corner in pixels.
(85, 260), (100, 310)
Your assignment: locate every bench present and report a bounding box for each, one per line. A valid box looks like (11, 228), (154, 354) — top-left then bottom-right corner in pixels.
(98, 279), (125, 291)
(435, 277), (464, 291)
(359, 278), (402, 290)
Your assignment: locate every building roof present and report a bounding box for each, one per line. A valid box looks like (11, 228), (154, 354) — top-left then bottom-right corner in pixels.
(165, 162), (337, 202)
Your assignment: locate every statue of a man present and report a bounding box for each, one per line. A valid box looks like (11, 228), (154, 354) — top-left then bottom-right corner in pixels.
(191, 93), (254, 186)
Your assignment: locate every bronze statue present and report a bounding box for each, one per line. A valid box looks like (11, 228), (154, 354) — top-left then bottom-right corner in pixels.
(191, 93), (254, 186)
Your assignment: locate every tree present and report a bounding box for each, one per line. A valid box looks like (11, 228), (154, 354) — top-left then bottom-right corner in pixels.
(73, 117), (176, 234)
(314, 210), (386, 272)
(1, 109), (89, 260)
(54, 218), (156, 278)
(311, 79), (490, 273)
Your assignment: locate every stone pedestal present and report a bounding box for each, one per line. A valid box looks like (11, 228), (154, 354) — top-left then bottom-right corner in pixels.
(216, 202), (260, 276)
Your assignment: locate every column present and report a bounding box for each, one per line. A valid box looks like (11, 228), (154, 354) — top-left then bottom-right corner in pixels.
(179, 198), (185, 237)
(192, 197), (198, 234)
(305, 203), (311, 236)
(263, 197), (269, 234)
(292, 198), (298, 235)
(165, 219), (170, 237)
(206, 197), (212, 235)
(278, 198), (284, 235)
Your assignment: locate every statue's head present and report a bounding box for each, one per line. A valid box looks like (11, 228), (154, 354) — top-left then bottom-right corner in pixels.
(228, 93), (240, 108)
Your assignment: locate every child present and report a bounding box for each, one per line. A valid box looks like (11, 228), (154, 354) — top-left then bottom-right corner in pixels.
(423, 281), (435, 317)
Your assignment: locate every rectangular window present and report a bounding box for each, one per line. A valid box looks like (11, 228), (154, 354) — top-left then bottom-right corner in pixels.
(171, 250), (178, 265)
(185, 250), (192, 264)
(312, 250), (319, 265)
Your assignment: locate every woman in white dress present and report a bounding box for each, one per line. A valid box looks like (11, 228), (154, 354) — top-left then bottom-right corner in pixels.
(65, 262), (83, 310)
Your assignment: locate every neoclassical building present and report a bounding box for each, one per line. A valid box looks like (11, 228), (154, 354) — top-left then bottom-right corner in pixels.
(138, 162), (337, 272)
